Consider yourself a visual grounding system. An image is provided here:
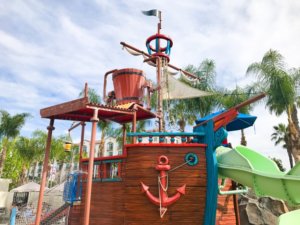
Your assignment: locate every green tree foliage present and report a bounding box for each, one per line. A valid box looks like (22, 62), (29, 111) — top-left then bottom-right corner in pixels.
(0, 110), (30, 176)
(270, 157), (286, 172)
(183, 59), (221, 118)
(271, 123), (293, 168)
(247, 49), (300, 163)
(221, 86), (255, 146)
(1, 140), (23, 188)
(79, 87), (102, 104)
(166, 59), (221, 132)
(15, 137), (36, 184)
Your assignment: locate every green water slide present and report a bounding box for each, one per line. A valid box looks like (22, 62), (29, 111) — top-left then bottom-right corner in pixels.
(216, 145), (300, 224)
(277, 209), (300, 225)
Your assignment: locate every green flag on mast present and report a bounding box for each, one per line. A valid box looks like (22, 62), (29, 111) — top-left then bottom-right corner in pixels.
(142, 9), (161, 19)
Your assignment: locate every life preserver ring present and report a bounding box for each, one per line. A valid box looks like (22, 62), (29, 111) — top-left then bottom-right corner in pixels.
(185, 153), (199, 166)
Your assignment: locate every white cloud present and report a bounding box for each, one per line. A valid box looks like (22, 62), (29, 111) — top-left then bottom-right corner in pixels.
(0, 0), (299, 169)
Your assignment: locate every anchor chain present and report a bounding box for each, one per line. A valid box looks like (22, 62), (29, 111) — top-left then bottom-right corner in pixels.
(157, 158), (192, 218)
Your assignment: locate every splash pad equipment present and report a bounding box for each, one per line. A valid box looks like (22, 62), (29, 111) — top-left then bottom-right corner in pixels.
(35, 10), (300, 225)
(112, 68), (146, 105)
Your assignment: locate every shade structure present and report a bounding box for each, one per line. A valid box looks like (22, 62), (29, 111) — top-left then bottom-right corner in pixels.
(162, 73), (212, 100)
(10, 182), (49, 192)
(40, 97), (157, 124)
(196, 110), (257, 131)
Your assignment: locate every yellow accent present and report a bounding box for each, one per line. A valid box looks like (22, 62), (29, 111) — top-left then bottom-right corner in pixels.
(64, 142), (72, 152)
(116, 102), (135, 109)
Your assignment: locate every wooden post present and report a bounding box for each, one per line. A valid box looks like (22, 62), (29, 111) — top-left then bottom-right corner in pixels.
(232, 181), (241, 225)
(35, 119), (55, 225)
(122, 124), (127, 147)
(79, 122), (86, 171)
(132, 112), (137, 144)
(83, 109), (99, 225)
(157, 57), (163, 131)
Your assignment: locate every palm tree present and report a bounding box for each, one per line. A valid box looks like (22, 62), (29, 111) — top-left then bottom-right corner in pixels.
(79, 87), (102, 104)
(98, 121), (114, 157)
(184, 59), (220, 118)
(1, 139), (24, 186)
(271, 123), (293, 168)
(167, 99), (196, 132)
(15, 136), (36, 184)
(30, 130), (48, 181)
(0, 110), (30, 176)
(221, 86), (254, 145)
(28, 130), (69, 184)
(166, 59), (220, 132)
(247, 49), (300, 163)
(108, 120), (150, 150)
(79, 87), (115, 157)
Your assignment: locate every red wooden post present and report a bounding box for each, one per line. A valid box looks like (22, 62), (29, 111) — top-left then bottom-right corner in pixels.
(83, 109), (99, 225)
(132, 112), (137, 144)
(232, 181), (241, 225)
(79, 122), (86, 171)
(122, 124), (126, 147)
(35, 119), (55, 225)
(156, 57), (163, 131)
(102, 163), (107, 179)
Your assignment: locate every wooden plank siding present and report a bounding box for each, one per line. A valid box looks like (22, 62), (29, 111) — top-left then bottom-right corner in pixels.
(215, 179), (239, 225)
(68, 144), (207, 225)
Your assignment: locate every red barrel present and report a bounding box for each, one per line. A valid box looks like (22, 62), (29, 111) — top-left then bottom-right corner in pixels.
(112, 68), (146, 105)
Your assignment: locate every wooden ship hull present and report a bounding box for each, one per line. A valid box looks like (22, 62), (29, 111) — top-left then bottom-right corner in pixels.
(69, 143), (208, 225)
(35, 83), (257, 225)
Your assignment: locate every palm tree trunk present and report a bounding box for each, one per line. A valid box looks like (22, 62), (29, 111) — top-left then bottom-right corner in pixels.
(33, 162), (38, 181)
(292, 104), (300, 132)
(291, 149), (300, 163)
(57, 161), (64, 183)
(20, 165), (27, 185)
(287, 149), (294, 169)
(99, 131), (106, 157)
(287, 106), (300, 163)
(178, 120), (185, 132)
(0, 146), (7, 176)
(240, 129), (247, 146)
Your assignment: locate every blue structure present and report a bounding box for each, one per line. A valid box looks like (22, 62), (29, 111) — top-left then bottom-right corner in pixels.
(196, 110), (257, 131)
(10, 206), (17, 225)
(63, 172), (83, 204)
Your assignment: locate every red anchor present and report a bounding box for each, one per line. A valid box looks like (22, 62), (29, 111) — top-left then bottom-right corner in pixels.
(141, 155), (186, 216)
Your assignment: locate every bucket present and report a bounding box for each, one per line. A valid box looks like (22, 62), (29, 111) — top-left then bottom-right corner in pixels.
(112, 68), (146, 105)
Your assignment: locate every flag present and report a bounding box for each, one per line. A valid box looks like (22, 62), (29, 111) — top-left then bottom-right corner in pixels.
(142, 9), (161, 18)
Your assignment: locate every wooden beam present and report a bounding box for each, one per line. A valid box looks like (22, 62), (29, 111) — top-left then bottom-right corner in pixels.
(40, 97), (89, 118)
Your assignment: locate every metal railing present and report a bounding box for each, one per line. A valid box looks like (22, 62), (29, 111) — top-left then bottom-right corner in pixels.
(127, 132), (205, 144)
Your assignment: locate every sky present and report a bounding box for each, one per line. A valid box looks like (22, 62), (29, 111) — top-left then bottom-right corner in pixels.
(1, 0), (300, 168)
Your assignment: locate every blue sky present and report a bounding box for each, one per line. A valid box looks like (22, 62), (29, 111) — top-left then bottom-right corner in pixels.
(1, 0), (300, 168)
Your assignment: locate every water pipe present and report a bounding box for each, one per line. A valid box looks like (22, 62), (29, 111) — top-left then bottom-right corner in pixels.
(103, 69), (118, 103)
(218, 178), (248, 195)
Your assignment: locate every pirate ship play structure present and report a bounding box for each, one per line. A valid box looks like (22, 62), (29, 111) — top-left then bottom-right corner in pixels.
(33, 10), (300, 225)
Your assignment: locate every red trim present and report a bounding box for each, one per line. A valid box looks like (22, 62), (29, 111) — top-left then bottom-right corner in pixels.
(146, 33), (173, 52)
(80, 148), (128, 163)
(152, 53), (170, 62)
(80, 143), (206, 164)
(125, 143), (207, 148)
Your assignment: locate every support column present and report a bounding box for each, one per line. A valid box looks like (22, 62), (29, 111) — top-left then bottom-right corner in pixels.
(79, 122), (86, 171)
(132, 112), (137, 144)
(83, 110), (99, 225)
(156, 57), (163, 132)
(122, 124), (126, 147)
(232, 181), (241, 225)
(35, 119), (55, 225)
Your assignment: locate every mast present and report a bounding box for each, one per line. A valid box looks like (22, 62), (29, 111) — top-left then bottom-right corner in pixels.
(142, 10), (173, 131)
(123, 10), (201, 131)
(156, 11), (163, 131)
